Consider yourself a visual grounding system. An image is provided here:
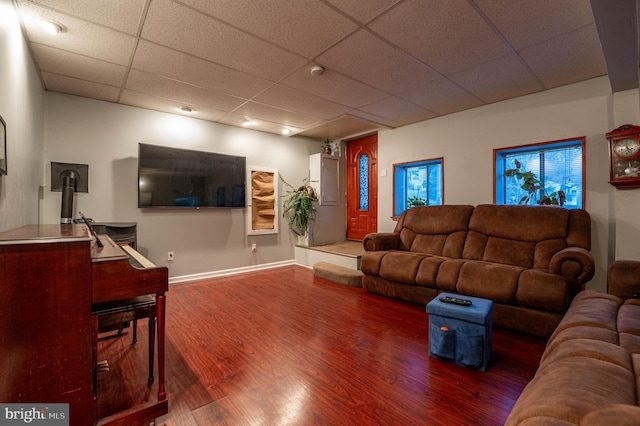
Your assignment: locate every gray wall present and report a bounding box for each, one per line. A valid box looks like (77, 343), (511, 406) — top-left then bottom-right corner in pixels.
(0, 0), (45, 230)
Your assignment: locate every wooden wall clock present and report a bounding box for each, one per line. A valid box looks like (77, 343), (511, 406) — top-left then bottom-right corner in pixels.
(606, 124), (640, 189)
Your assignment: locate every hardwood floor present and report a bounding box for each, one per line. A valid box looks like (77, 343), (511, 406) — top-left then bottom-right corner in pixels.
(96, 265), (545, 425)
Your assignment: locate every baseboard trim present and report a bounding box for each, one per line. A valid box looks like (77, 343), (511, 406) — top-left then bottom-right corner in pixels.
(168, 260), (300, 284)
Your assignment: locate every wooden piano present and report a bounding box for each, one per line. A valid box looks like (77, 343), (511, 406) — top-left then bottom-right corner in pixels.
(0, 224), (169, 426)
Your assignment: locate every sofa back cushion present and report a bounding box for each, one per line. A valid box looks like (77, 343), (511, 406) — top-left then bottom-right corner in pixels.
(394, 205), (474, 257)
(463, 204), (588, 269)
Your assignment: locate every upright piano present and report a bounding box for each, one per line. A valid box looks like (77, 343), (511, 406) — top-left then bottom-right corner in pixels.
(0, 224), (169, 425)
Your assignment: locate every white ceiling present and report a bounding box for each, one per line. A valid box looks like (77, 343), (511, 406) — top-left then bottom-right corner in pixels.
(11, 0), (637, 140)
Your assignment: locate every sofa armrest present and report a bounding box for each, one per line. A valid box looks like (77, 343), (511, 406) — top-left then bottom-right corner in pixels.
(363, 233), (400, 251)
(549, 247), (595, 293)
(607, 260), (640, 299)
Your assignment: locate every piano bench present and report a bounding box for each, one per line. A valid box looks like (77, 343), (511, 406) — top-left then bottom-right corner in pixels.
(92, 295), (157, 401)
(93, 296), (156, 344)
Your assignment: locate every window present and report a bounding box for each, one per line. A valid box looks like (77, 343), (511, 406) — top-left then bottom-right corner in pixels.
(494, 138), (585, 209)
(393, 158), (443, 217)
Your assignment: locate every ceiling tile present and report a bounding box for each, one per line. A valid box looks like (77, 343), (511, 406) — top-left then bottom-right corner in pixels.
(32, 43), (126, 87)
(218, 114), (303, 136)
(317, 29), (440, 94)
(398, 77), (484, 115)
(358, 96), (438, 125)
(232, 102), (322, 129)
(449, 55), (544, 103)
(140, 0), (307, 81)
(475, 0), (596, 50)
(17, 1), (136, 65)
(180, 0), (359, 58)
(42, 72), (120, 102)
(125, 70), (247, 112)
(254, 84), (352, 120)
(23, 0), (147, 35)
(325, 0), (402, 24)
(131, 41), (272, 99)
(120, 89), (229, 122)
(368, 0), (509, 75)
(519, 24), (607, 90)
(280, 64), (388, 108)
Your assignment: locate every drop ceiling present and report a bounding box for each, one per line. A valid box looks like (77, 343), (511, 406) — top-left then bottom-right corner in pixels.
(11, 0), (638, 140)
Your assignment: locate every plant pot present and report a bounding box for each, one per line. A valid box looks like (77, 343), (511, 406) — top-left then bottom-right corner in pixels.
(323, 146), (332, 155)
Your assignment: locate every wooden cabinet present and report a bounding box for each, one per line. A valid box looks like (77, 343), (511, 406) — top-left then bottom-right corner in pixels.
(0, 225), (94, 425)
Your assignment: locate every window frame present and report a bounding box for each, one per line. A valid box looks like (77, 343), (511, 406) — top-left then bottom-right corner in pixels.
(392, 157), (444, 219)
(493, 137), (586, 209)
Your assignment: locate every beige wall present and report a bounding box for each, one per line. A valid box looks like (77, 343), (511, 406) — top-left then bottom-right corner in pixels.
(0, 0), (45, 231)
(376, 77), (640, 292)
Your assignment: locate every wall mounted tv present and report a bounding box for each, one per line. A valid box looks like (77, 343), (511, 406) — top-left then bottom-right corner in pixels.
(138, 143), (246, 209)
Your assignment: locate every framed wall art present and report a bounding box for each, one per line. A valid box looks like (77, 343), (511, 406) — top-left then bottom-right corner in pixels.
(246, 166), (278, 235)
(0, 115), (6, 175)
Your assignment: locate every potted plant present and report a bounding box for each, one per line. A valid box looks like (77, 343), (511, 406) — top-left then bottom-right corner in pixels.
(280, 174), (317, 241)
(323, 138), (332, 155)
(407, 196), (427, 208)
(504, 159), (565, 206)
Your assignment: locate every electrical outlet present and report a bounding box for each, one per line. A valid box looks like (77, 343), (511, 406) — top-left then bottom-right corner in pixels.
(167, 251), (174, 261)
(251, 243), (257, 252)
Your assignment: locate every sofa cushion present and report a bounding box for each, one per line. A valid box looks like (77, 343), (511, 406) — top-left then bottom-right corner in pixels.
(538, 338), (633, 373)
(504, 357), (636, 425)
(393, 205), (473, 255)
(360, 251), (386, 276)
(455, 261), (523, 304)
(543, 326), (619, 361)
(435, 259), (466, 291)
(516, 270), (570, 313)
(379, 252), (425, 285)
(549, 290), (621, 341)
(618, 300), (640, 354)
(415, 256), (446, 288)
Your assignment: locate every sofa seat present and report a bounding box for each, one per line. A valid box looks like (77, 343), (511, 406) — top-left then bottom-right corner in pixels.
(362, 204), (595, 338)
(507, 261), (640, 425)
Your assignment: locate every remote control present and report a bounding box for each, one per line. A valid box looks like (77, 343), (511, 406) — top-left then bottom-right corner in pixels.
(439, 296), (472, 306)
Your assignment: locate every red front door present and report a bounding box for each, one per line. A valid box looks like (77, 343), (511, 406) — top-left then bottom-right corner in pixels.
(346, 134), (378, 241)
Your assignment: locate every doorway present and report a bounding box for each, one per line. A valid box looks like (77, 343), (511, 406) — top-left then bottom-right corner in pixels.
(346, 134), (378, 241)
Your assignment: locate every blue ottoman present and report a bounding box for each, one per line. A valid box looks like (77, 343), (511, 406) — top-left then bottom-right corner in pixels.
(426, 293), (493, 372)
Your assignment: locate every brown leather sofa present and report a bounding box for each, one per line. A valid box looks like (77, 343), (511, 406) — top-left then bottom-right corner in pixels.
(361, 204), (595, 338)
(505, 261), (640, 425)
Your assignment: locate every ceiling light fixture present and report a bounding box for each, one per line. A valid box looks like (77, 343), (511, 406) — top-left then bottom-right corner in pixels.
(310, 65), (325, 76)
(38, 19), (65, 35)
(180, 106), (193, 113)
(242, 120), (255, 127)
(281, 128), (291, 135)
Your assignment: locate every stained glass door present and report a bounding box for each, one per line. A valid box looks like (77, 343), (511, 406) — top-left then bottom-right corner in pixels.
(346, 134), (378, 241)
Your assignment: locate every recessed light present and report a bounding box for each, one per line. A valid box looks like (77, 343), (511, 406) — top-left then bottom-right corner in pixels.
(281, 128), (291, 135)
(180, 106), (193, 113)
(242, 120), (255, 127)
(38, 19), (65, 35)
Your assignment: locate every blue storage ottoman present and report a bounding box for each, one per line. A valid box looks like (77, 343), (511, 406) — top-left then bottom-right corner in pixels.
(426, 293), (494, 372)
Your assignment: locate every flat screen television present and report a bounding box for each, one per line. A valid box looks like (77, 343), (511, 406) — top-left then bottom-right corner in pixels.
(138, 143), (246, 208)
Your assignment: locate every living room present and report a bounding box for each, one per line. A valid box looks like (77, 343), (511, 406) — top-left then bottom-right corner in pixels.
(2, 0), (640, 424)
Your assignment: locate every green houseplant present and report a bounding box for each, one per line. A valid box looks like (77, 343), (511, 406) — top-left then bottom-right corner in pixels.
(323, 138), (333, 155)
(280, 174), (317, 237)
(407, 196), (427, 208)
(504, 159), (565, 206)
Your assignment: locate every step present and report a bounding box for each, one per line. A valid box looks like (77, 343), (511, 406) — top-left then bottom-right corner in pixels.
(313, 261), (363, 287)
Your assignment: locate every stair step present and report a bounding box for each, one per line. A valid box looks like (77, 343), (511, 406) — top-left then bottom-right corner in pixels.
(313, 261), (363, 287)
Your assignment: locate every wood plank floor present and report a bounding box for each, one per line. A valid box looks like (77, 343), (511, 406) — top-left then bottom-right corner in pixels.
(96, 265), (546, 425)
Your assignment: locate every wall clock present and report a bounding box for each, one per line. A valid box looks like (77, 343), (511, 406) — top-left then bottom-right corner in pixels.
(606, 124), (640, 189)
